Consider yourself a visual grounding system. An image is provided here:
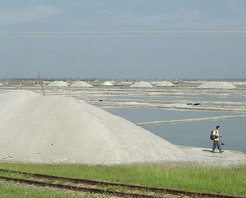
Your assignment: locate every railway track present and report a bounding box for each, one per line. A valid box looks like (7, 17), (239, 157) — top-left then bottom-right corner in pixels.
(0, 168), (243, 198)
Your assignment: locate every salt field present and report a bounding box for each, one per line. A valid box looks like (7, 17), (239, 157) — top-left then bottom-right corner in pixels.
(2, 2), (246, 196)
(0, 81), (246, 166)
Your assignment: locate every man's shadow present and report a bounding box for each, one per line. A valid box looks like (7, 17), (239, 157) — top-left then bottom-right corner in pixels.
(202, 149), (212, 152)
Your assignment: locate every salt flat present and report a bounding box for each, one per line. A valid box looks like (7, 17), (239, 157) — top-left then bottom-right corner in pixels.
(0, 81), (246, 166)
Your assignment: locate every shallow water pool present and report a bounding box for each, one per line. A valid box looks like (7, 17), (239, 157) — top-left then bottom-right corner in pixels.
(143, 118), (246, 153)
(107, 95), (246, 102)
(107, 108), (246, 152)
(108, 108), (244, 123)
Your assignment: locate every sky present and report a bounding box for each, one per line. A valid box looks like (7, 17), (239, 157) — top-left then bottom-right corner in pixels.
(0, 0), (246, 79)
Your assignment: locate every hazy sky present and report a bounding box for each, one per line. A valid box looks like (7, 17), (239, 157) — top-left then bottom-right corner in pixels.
(1, 0), (246, 79)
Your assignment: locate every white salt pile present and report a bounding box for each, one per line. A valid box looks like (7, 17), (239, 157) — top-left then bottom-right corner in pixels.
(0, 91), (182, 164)
(156, 81), (175, 87)
(116, 82), (133, 86)
(130, 81), (153, 88)
(0, 83), (3, 86)
(198, 82), (236, 89)
(48, 81), (69, 87)
(71, 81), (93, 87)
(102, 81), (114, 86)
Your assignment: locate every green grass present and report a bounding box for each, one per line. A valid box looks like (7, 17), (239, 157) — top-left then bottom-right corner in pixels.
(0, 163), (246, 197)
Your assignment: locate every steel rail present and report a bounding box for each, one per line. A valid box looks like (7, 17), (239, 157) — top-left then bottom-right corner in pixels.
(0, 168), (243, 198)
(0, 175), (163, 198)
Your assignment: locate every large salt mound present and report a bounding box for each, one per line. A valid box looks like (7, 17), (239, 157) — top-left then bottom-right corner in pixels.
(0, 91), (182, 164)
(0, 83), (3, 86)
(71, 81), (93, 87)
(198, 82), (236, 89)
(156, 81), (175, 87)
(130, 81), (153, 88)
(48, 81), (69, 87)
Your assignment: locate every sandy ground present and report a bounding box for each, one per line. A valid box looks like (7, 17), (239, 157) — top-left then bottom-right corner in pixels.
(174, 146), (246, 166)
(1, 146), (246, 167)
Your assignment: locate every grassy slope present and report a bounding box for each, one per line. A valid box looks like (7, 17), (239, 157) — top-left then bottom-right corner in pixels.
(0, 163), (246, 196)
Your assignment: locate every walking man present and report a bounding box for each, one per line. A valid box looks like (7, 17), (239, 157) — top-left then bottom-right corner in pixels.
(212, 126), (224, 153)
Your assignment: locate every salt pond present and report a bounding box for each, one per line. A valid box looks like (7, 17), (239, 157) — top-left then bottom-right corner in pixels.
(107, 95), (246, 102)
(143, 118), (246, 153)
(108, 108), (246, 152)
(108, 108), (244, 123)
